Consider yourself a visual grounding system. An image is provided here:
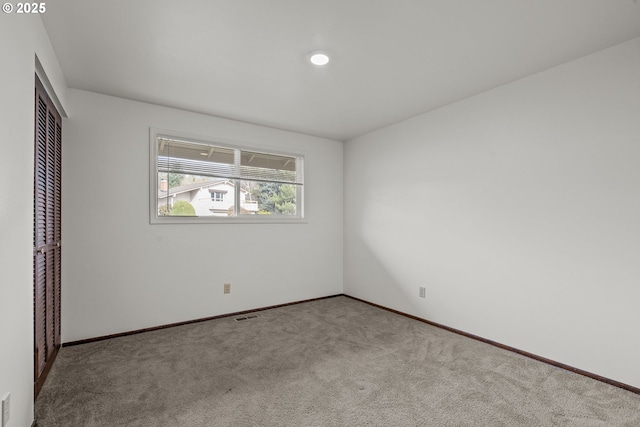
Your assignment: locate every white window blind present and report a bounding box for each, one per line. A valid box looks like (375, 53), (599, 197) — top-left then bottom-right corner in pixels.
(157, 137), (302, 185)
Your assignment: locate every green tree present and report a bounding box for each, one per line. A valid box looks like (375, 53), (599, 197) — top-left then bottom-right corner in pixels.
(168, 173), (184, 187)
(273, 184), (296, 215)
(256, 182), (278, 213)
(254, 182), (296, 215)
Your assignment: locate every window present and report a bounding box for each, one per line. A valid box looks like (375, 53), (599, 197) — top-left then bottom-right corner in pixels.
(150, 131), (304, 223)
(210, 191), (225, 202)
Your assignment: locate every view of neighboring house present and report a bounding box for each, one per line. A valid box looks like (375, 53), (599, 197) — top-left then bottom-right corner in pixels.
(157, 179), (258, 216)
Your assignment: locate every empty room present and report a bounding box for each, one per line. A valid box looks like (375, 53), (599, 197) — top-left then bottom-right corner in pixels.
(2, 1), (640, 426)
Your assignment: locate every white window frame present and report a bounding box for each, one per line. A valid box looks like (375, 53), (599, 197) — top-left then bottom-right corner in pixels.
(210, 191), (225, 202)
(150, 128), (305, 224)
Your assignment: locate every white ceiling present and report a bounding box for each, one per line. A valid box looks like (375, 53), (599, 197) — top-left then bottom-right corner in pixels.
(42, 0), (640, 141)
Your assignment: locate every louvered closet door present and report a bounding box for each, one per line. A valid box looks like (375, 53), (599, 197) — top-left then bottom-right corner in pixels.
(34, 75), (62, 397)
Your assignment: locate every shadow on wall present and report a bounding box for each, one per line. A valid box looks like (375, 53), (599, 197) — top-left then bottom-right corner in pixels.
(345, 181), (523, 323)
(345, 193), (430, 316)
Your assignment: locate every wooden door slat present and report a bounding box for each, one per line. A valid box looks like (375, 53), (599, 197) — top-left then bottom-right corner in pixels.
(34, 75), (62, 398)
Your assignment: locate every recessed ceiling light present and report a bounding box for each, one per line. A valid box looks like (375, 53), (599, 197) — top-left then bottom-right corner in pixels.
(308, 51), (330, 66)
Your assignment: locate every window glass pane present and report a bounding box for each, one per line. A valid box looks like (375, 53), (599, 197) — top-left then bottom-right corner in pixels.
(157, 173), (238, 217)
(152, 133), (303, 222)
(240, 150), (299, 184)
(157, 137), (235, 179)
(240, 180), (297, 216)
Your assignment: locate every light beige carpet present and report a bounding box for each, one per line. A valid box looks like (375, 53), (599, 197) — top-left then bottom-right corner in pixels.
(35, 296), (640, 426)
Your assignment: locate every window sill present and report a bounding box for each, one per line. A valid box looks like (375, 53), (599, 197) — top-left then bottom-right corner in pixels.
(150, 216), (307, 225)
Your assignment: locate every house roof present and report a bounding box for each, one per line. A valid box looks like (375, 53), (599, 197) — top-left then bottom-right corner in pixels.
(158, 180), (232, 199)
(158, 179), (250, 199)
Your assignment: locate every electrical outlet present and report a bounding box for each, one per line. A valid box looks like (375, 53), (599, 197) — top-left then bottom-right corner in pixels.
(419, 287), (426, 298)
(2, 393), (10, 427)
(224, 283), (231, 294)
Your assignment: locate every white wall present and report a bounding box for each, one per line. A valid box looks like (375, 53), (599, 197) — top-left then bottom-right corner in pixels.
(344, 38), (640, 388)
(0, 14), (67, 427)
(62, 89), (343, 342)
